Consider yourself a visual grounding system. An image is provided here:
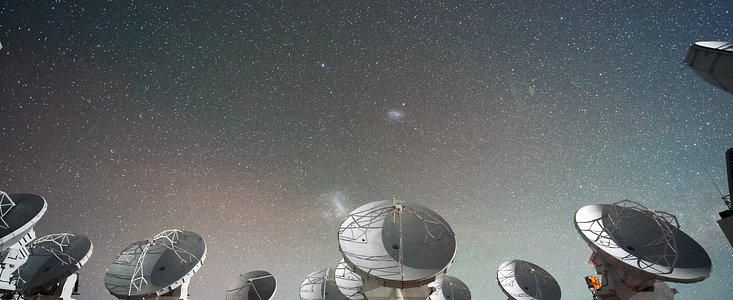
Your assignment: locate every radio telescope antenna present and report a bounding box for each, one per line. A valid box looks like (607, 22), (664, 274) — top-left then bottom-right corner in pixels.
(18, 233), (93, 299)
(428, 274), (471, 300)
(685, 41), (733, 96)
(226, 270), (276, 300)
(575, 200), (711, 300)
(300, 267), (349, 300)
(334, 259), (365, 300)
(104, 229), (206, 300)
(338, 200), (456, 299)
(497, 259), (560, 300)
(0, 192), (47, 295)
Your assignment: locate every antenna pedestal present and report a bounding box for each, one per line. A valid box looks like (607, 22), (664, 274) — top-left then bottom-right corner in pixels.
(589, 253), (676, 300)
(0, 230), (35, 293)
(357, 270), (437, 300)
(22, 273), (78, 300)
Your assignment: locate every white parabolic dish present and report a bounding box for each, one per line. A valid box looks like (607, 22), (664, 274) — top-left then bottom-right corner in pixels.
(300, 268), (349, 300)
(574, 201), (711, 283)
(338, 200), (456, 286)
(226, 270), (277, 300)
(334, 259), (365, 300)
(496, 259), (560, 300)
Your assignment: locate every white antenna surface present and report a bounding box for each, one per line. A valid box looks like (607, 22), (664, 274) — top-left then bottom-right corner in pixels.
(497, 259), (560, 300)
(575, 200), (711, 299)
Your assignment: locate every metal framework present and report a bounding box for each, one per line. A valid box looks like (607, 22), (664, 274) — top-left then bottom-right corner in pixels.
(338, 201), (453, 278)
(0, 191), (16, 230)
(128, 229), (200, 295)
(30, 233), (86, 267)
(497, 261), (554, 299)
(299, 268), (329, 299)
(334, 260), (365, 300)
(105, 229), (203, 296)
(247, 274), (275, 300)
(577, 200), (680, 275)
(440, 276), (471, 299)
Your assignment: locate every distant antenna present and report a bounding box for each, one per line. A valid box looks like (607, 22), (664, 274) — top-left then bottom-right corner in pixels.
(333, 259), (365, 300)
(300, 267), (348, 300)
(428, 274), (471, 300)
(575, 200), (711, 299)
(226, 270), (277, 300)
(104, 230), (206, 300)
(497, 260), (560, 300)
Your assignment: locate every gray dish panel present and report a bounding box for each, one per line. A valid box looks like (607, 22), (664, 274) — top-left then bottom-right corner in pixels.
(685, 41), (733, 96)
(441, 275), (471, 300)
(21, 234), (93, 294)
(300, 268), (349, 300)
(104, 230), (206, 298)
(0, 194), (47, 249)
(575, 204), (711, 283)
(226, 270), (276, 300)
(338, 201), (456, 284)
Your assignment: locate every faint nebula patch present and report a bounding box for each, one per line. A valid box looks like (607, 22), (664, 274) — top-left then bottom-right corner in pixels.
(387, 109), (405, 121)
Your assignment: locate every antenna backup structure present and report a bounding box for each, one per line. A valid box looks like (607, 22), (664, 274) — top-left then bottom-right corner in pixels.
(685, 41), (733, 96)
(0, 192), (47, 296)
(496, 259), (561, 300)
(104, 229), (206, 300)
(427, 275), (471, 300)
(575, 200), (711, 300)
(226, 270), (276, 300)
(299, 267), (347, 300)
(716, 148), (733, 249)
(496, 260), (560, 300)
(336, 199), (457, 299)
(18, 233), (93, 299)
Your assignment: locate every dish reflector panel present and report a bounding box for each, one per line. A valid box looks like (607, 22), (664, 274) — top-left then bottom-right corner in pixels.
(300, 268), (349, 300)
(430, 275), (471, 300)
(20, 233), (93, 295)
(0, 192), (47, 252)
(574, 201), (711, 283)
(685, 41), (733, 96)
(226, 270), (276, 300)
(338, 200), (456, 286)
(104, 229), (206, 298)
(497, 260), (560, 300)
(334, 259), (365, 300)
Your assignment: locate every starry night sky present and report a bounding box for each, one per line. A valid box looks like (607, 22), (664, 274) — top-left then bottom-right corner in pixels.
(2, 1), (733, 299)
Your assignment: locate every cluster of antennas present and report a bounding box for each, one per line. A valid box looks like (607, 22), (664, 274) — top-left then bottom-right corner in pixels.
(1, 179), (720, 300)
(0, 192), (93, 300)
